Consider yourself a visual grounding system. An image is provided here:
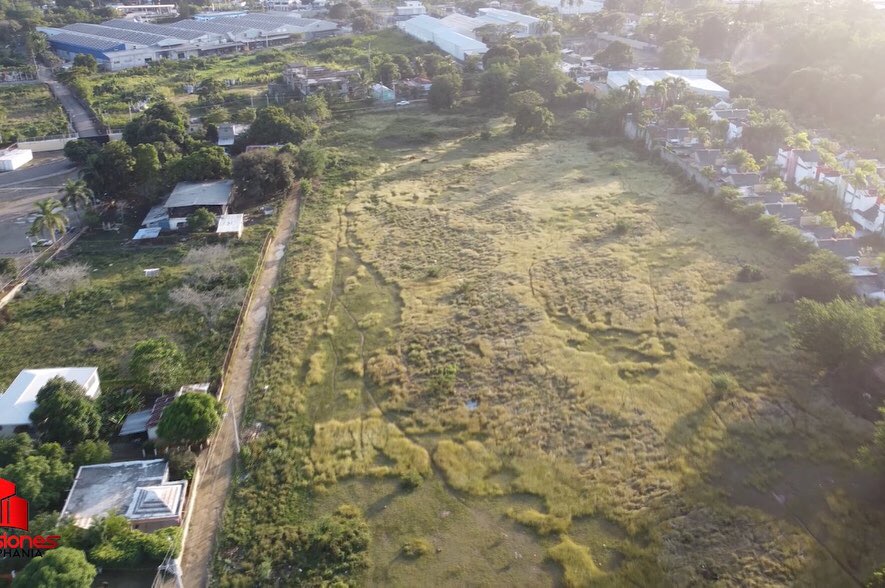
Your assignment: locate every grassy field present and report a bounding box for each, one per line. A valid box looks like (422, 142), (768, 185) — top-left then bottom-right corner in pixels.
(217, 110), (885, 586)
(79, 29), (428, 128)
(0, 219), (272, 394)
(0, 84), (68, 140)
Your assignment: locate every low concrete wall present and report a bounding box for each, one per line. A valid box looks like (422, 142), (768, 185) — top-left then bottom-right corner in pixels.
(17, 137), (76, 152)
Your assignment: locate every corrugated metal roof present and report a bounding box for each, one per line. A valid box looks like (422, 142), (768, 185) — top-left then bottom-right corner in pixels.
(103, 19), (210, 41)
(65, 22), (174, 45)
(46, 30), (126, 51)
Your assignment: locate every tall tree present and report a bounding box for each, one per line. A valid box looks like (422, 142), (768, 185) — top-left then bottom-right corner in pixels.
(59, 179), (92, 223)
(660, 37), (698, 69)
(30, 377), (101, 446)
(129, 338), (187, 394)
(428, 75), (462, 111)
(29, 198), (68, 242)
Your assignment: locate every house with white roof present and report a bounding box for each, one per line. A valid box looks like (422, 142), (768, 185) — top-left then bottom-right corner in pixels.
(0, 368), (100, 437)
(60, 459), (187, 531)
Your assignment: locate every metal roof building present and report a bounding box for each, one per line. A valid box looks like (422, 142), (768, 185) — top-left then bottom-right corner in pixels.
(606, 69), (730, 99)
(398, 15), (488, 61)
(39, 12), (340, 70)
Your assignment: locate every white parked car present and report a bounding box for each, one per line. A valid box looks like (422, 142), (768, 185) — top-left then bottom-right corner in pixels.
(396, 100), (411, 107)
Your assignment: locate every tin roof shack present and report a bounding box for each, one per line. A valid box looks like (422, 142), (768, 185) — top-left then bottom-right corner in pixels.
(164, 180), (234, 219)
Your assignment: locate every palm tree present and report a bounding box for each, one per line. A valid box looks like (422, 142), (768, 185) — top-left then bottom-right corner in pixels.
(59, 179), (93, 224)
(647, 81), (667, 111)
(29, 198), (68, 243)
(664, 76), (689, 106)
(624, 79), (642, 106)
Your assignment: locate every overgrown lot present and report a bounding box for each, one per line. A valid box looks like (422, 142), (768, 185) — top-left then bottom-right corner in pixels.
(217, 112), (885, 586)
(0, 84), (68, 140)
(73, 29), (428, 128)
(0, 221), (271, 393)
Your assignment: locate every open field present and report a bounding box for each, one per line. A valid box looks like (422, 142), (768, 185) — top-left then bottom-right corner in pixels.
(0, 219), (272, 393)
(0, 84), (69, 140)
(217, 112), (885, 585)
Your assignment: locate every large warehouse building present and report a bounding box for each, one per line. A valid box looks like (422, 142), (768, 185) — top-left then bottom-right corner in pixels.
(397, 15), (488, 61)
(38, 12), (339, 70)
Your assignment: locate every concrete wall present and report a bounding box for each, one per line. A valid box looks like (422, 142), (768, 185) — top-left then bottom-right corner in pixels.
(17, 136), (77, 152)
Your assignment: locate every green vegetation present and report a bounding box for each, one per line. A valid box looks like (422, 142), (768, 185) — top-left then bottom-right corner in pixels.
(30, 377), (101, 446)
(129, 338), (187, 394)
(0, 84), (67, 141)
(12, 547), (96, 588)
(218, 111), (884, 585)
(156, 393), (224, 445)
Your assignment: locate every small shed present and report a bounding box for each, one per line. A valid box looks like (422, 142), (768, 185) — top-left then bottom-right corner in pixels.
(216, 213), (244, 238)
(0, 148), (33, 172)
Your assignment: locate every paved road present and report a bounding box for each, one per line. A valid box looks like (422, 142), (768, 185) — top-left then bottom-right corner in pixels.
(179, 195), (300, 588)
(38, 67), (100, 137)
(0, 155), (78, 256)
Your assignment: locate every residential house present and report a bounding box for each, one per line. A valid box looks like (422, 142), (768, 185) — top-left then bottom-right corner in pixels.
(60, 459), (187, 531)
(832, 175), (885, 236)
(690, 148), (721, 169)
(0, 368), (100, 437)
(776, 148), (821, 187)
(398, 76), (432, 98)
(141, 180), (234, 231)
(394, 0), (427, 19)
(282, 63), (362, 99)
(709, 109), (749, 143)
(723, 171), (761, 196)
(371, 83), (395, 103)
(816, 237), (860, 258)
(764, 202), (802, 224)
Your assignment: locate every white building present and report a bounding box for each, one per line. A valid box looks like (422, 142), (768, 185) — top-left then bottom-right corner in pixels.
(0, 368), (100, 437)
(533, 0), (603, 14)
(0, 148), (33, 171)
(395, 1), (427, 18)
(398, 15), (488, 61)
(109, 4), (179, 21)
(775, 148), (821, 187)
(606, 69), (730, 99)
(476, 8), (545, 37)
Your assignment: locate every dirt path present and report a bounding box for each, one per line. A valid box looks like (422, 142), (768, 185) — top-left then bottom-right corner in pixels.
(179, 195), (300, 588)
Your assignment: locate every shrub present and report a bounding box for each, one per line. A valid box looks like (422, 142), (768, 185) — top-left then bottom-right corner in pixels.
(167, 449), (197, 480)
(788, 250), (855, 301)
(401, 538), (433, 558)
(613, 218), (631, 235)
(29, 263), (90, 297)
(790, 297), (884, 371)
(0, 257), (16, 276)
(70, 440), (111, 467)
(186, 208), (217, 232)
(736, 264), (764, 282)
(129, 338), (187, 394)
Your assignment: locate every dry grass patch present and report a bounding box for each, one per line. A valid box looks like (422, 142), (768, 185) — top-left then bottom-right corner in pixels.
(432, 439), (505, 495)
(309, 410), (430, 484)
(547, 536), (603, 587)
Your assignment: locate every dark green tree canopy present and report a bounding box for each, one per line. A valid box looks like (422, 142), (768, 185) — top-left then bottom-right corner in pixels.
(12, 547), (96, 588)
(242, 107), (318, 147)
(30, 377), (101, 446)
(156, 393), (224, 445)
(429, 74), (462, 111)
